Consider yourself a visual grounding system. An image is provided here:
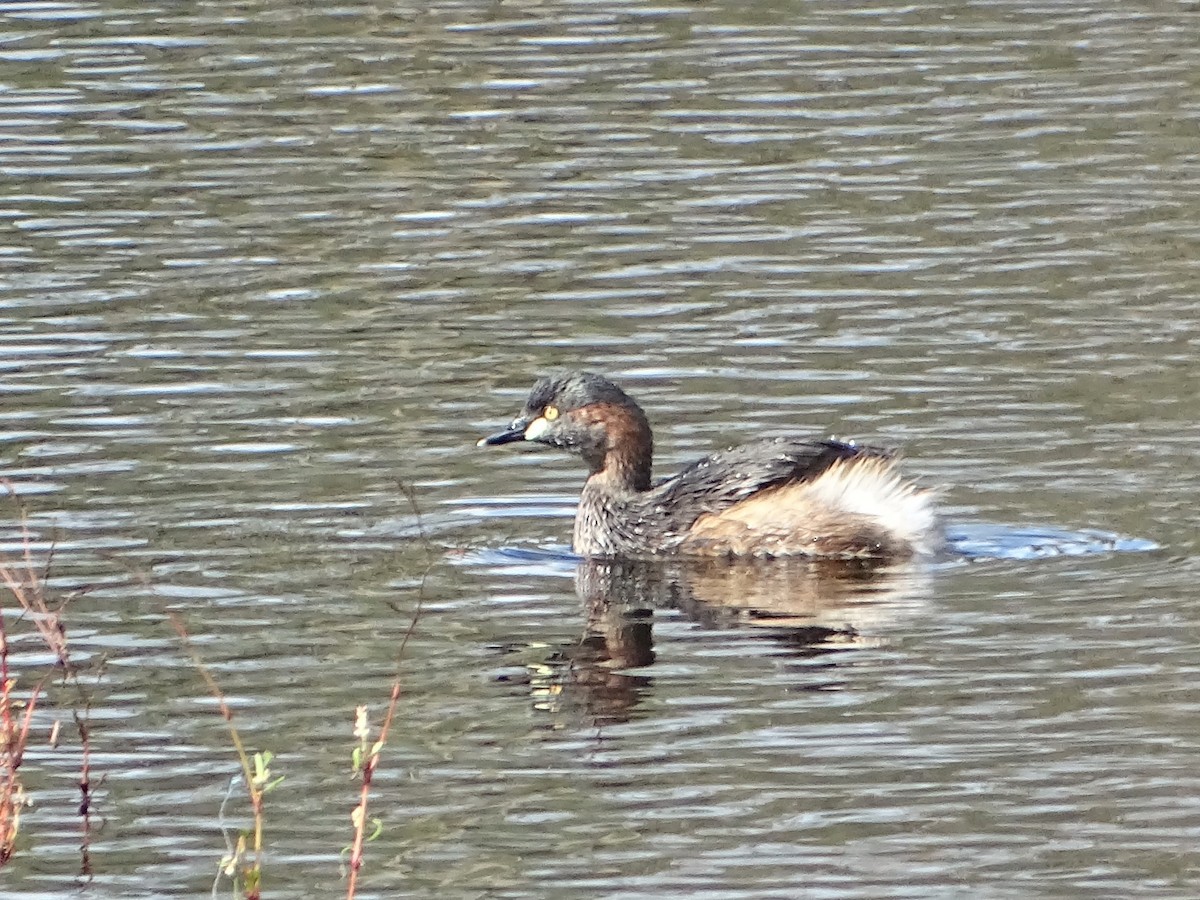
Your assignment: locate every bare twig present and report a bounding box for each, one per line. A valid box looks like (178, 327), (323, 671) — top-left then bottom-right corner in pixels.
(345, 624), (414, 896)
(74, 706), (94, 879)
(344, 480), (431, 898)
(0, 483), (82, 867)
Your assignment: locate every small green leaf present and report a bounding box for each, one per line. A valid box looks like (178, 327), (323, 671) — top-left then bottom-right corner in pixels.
(367, 818), (384, 842)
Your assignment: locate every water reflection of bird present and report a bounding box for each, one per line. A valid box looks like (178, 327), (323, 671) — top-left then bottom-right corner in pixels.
(507, 557), (932, 728)
(480, 371), (942, 560)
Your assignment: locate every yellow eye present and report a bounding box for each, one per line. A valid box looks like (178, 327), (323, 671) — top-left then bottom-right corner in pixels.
(543, 405), (559, 421)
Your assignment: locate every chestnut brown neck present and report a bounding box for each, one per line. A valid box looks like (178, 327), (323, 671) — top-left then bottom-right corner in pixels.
(574, 401), (653, 492)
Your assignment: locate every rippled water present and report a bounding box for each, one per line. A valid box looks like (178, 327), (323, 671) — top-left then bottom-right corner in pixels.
(2, 0), (1199, 896)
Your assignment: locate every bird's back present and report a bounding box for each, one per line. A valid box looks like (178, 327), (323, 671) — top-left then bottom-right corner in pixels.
(648, 437), (940, 558)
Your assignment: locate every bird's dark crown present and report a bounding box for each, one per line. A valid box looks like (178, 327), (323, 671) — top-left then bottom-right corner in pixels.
(525, 371), (637, 415)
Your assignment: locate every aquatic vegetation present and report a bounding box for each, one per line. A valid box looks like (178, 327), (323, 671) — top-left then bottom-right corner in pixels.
(171, 612), (281, 900)
(0, 486), (94, 872)
(0, 482), (426, 896)
(343, 479), (429, 899)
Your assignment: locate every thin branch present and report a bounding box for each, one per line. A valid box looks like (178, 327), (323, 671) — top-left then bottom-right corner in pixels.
(168, 612), (266, 900)
(346, 481), (432, 898)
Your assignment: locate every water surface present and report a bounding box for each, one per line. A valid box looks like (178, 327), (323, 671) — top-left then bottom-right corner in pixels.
(2, 0), (1199, 897)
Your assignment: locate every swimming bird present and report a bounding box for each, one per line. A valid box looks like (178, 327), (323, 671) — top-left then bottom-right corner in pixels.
(479, 371), (941, 559)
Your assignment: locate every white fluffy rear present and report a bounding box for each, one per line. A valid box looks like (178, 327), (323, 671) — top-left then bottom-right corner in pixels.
(802, 457), (942, 556)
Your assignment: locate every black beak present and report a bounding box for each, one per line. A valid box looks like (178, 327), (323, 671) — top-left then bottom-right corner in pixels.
(477, 418), (528, 447)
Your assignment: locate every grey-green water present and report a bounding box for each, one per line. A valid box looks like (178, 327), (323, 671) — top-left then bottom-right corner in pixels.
(2, 0), (1199, 897)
